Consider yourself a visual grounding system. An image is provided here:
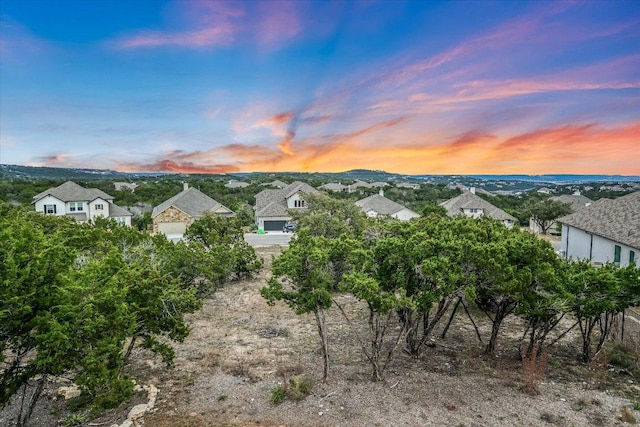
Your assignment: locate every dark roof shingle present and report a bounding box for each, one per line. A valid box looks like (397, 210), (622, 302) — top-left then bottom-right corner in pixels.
(557, 191), (640, 250)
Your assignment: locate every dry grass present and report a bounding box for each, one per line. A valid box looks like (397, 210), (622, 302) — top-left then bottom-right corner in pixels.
(520, 346), (549, 395)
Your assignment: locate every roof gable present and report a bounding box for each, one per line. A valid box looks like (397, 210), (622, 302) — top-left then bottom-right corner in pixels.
(152, 187), (233, 218)
(355, 194), (413, 216)
(255, 181), (319, 217)
(33, 181), (114, 203)
(440, 192), (517, 222)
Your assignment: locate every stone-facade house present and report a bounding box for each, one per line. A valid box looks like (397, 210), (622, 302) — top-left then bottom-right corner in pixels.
(152, 183), (234, 241)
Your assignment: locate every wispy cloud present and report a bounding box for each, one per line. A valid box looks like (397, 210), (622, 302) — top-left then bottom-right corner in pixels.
(110, 0), (303, 50)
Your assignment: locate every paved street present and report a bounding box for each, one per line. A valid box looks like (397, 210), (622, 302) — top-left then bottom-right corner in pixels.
(244, 232), (293, 247)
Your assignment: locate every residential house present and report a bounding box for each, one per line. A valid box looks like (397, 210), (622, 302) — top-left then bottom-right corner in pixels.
(355, 190), (419, 221)
(347, 180), (389, 193)
(114, 182), (138, 192)
(440, 190), (517, 228)
(261, 180), (288, 189)
(225, 179), (250, 189)
(537, 187), (554, 194)
(558, 191), (639, 267)
(152, 183), (234, 241)
(529, 194), (592, 234)
(33, 181), (132, 226)
(254, 181), (319, 231)
(396, 182), (421, 190)
(318, 182), (348, 192)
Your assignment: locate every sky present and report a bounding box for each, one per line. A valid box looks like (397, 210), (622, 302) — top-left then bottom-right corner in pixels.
(1, 0), (639, 175)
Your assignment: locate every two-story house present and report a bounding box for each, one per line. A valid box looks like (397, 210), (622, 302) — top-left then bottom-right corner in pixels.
(254, 181), (319, 231)
(33, 181), (132, 225)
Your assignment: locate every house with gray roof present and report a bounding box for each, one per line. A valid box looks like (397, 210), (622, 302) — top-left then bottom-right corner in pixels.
(318, 182), (348, 192)
(261, 180), (288, 189)
(254, 181), (319, 231)
(152, 183), (234, 240)
(355, 190), (419, 221)
(33, 181), (132, 226)
(558, 191), (639, 267)
(440, 190), (517, 228)
(225, 179), (250, 189)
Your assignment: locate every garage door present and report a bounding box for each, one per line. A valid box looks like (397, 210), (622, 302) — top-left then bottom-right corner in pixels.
(158, 222), (187, 235)
(264, 220), (286, 231)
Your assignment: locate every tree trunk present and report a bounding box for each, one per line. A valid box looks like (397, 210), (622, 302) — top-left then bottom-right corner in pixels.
(16, 377), (46, 427)
(313, 309), (330, 381)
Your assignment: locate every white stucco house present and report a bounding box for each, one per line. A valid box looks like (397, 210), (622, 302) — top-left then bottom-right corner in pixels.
(254, 181), (319, 231)
(558, 191), (639, 267)
(152, 183), (234, 241)
(440, 190), (517, 228)
(33, 181), (132, 226)
(355, 190), (420, 221)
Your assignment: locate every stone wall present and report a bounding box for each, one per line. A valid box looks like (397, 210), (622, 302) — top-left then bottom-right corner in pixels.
(152, 206), (191, 233)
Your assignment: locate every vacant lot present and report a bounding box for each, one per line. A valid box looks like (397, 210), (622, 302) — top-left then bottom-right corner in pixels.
(2, 246), (639, 426)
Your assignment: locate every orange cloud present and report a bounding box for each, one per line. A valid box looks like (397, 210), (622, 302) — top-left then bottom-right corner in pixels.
(111, 119), (640, 176)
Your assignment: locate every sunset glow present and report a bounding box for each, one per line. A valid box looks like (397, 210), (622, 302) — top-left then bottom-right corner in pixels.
(1, 0), (639, 175)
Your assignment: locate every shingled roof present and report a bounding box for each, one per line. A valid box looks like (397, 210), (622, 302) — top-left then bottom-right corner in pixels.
(33, 181), (114, 203)
(355, 194), (413, 216)
(152, 187), (233, 218)
(254, 181), (319, 218)
(550, 194), (592, 212)
(557, 191), (640, 250)
(440, 191), (517, 222)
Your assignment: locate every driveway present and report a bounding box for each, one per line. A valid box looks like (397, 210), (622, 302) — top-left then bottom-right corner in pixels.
(244, 232), (293, 247)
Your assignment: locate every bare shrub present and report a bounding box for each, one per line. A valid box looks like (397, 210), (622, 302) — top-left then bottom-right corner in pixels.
(521, 345), (549, 395)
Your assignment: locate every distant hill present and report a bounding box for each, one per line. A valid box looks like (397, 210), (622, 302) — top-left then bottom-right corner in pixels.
(2, 164), (638, 184)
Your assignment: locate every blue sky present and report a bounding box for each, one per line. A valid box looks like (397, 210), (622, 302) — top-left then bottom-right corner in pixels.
(1, 0), (639, 174)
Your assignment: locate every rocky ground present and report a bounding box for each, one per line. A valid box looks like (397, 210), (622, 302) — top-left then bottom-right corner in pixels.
(2, 246), (639, 427)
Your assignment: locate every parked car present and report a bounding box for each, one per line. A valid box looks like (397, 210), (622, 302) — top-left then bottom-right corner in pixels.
(283, 223), (296, 233)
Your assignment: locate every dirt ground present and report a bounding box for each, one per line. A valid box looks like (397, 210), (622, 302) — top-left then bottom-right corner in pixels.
(2, 246), (639, 427)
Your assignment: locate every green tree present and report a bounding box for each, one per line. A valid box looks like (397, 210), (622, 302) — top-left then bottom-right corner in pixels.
(289, 192), (368, 239)
(524, 199), (572, 234)
(261, 230), (333, 380)
(185, 214), (263, 282)
(566, 261), (626, 362)
(0, 206), (205, 424)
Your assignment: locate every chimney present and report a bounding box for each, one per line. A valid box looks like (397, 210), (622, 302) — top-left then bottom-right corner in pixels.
(379, 189), (384, 197)
(470, 187), (476, 194)
(183, 182), (189, 191)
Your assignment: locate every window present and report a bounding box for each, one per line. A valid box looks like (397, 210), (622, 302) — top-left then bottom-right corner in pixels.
(630, 250), (636, 265)
(294, 200), (305, 208)
(44, 204), (56, 214)
(614, 245), (621, 267)
(69, 202), (84, 212)
(95, 204), (104, 210)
